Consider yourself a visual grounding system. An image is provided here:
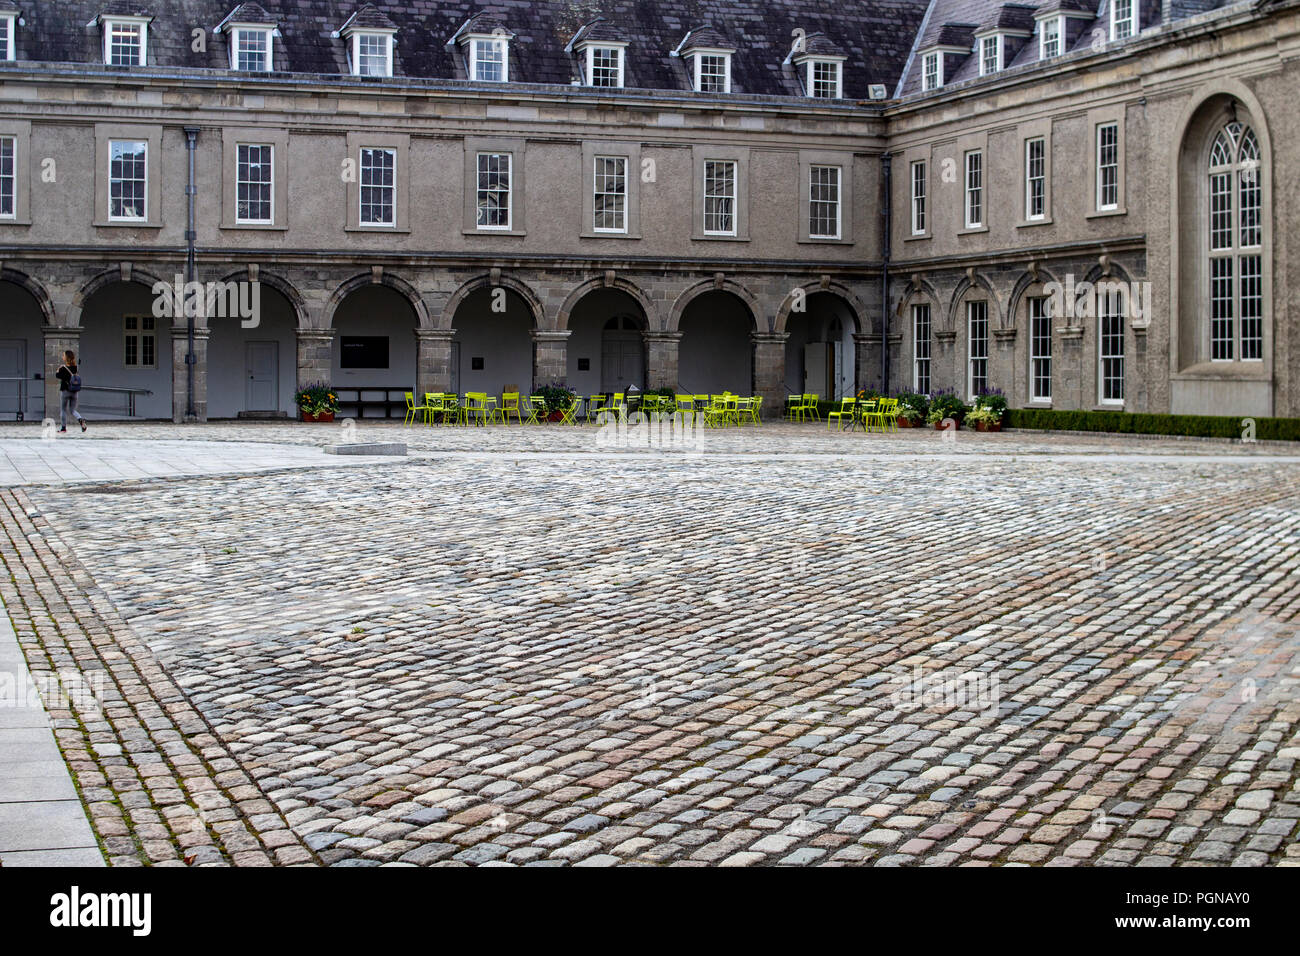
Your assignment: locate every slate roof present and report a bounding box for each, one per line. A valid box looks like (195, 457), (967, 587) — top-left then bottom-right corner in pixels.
(218, 1), (278, 26)
(677, 27), (735, 53)
(8, 0), (930, 99)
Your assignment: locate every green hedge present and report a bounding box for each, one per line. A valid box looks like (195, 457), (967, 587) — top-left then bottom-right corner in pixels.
(1005, 408), (1300, 442)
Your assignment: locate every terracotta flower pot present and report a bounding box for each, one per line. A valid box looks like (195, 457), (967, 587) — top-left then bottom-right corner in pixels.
(933, 420), (959, 431)
(897, 417), (915, 428)
(300, 411), (335, 423)
(974, 421), (1002, 433)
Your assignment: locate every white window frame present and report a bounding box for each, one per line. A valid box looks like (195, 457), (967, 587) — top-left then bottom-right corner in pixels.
(1025, 137), (1046, 221)
(1039, 16), (1062, 59)
(123, 315), (158, 370)
(1098, 288), (1125, 404)
(231, 26), (274, 72)
(910, 159), (927, 235)
(922, 51), (943, 91)
(805, 59), (843, 99)
(967, 300), (989, 400)
(351, 32), (394, 78)
(469, 36), (509, 83)
(103, 17), (148, 67)
(476, 151), (513, 231)
(913, 303), (932, 394)
(0, 13), (15, 62)
(0, 135), (14, 219)
(584, 45), (625, 88)
(358, 147), (397, 227)
(979, 35), (1002, 76)
(108, 139), (148, 222)
(1208, 123), (1264, 364)
(1096, 122), (1119, 211)
(1110, 0), (1137, 42)
(693, 51), (732, 93)
(964, 150), (984, 229)
(592, 155), (627, 234)
(808, 164), (842, 240)
(1030, 296), (1052, 402)
(235, 143), (274, 225)
(703, 159), (738, 236)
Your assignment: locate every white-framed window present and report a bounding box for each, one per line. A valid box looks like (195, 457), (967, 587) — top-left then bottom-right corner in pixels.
(1208, 122), (1263, 362)
(1098, 288), (1125, 403)
(809, 165), (841, 240)
(1040, 17), (1062, 59)
(703, 160), (737, 235)
(476, 152), (512, 230)
(359, 147), (396, 226)
(979, 35), (1001, 76)
(1111, 0), (1137, 41)
(123, 315), (157, 369)
(964, 150), (983, 228)
(0, 13), (15, 62)
(236, 144), (273, 224)
(1096, 122), (1119, 211)
(470, 37), (508, 82)
(593, 155), (627, 233)
(694, 52), (731, 93)
(1030, 296), (1052, 401)
(910, 160), (927, 235)
(585, 45), (624, 88)
(108, 139), (148, 221)
(967, 300), (989, 399)
(922, 52), (942, 91)
(104, 18), (147, 67)
(0, 136), (14, 219)
(913, 303), (931, 394)
(352, 32), (393, 77)
(806, 59), (842, 99)
(1025, 137), (1046, 220)
(232, 27), (273, 72)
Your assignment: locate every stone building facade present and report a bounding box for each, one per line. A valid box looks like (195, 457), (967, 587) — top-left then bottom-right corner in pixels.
(0, 0), (1294, 421)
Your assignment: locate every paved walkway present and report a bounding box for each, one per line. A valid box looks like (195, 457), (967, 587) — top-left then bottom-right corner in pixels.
(0, 594), (104, 866)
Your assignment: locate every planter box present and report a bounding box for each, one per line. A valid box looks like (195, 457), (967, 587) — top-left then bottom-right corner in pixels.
(300, 411), (336, 423)
(974, 421), (1002, 433)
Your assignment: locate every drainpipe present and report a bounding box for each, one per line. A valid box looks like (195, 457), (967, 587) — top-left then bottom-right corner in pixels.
(880, 152), (892, 392)
(184, 126), (200, 422)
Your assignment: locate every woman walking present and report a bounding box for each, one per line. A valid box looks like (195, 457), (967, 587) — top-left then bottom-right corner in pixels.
(55, 350), (87, 433)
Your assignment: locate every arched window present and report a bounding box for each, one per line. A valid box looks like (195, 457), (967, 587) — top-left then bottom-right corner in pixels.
(1207, 121), (1263, 362)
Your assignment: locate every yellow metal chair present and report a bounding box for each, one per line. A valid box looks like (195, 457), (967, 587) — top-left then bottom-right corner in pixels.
(403, 391), (431, 426)
(802, 394), (822, 422)
(826, 397), (856, 430)
(786, 394), (805, 422)
(423, 393), (445, 425)
(558, 396), (582, 425)
(500, 392), (522, 425)
(525, 394), (546, 425)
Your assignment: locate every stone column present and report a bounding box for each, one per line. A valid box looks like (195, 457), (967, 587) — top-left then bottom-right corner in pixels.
(296, 329), (335, 392)
(42, 326), (81, 425)
(751, 331), (788, 419)
(1132, 329), (1148, 412)
(885, 332), (904, 394)
(532, 330), (571, 390)
(415, 328), (455, 399)
(643, 331), (682, 391)
(170, 325), (210, 423)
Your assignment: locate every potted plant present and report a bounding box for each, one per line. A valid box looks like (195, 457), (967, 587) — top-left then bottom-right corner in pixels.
(926, 391), (967, 431)
(896, 391), (929, 428)
(534, 382), (577, 423)
(295, 383), (339, 423)
(970, 388), (1008, 432)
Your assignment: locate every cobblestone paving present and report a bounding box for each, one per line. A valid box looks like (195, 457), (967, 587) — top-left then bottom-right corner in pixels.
(2, 425), (1299, 866)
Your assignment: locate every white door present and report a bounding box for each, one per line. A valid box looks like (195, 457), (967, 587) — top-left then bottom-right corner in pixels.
(245, 341), (278, 411)
(0, 340), (25, 419)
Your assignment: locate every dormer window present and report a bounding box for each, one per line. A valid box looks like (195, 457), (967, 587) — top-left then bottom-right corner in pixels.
(103, 17), (148, 67)
(922, 51), (943, 91)
(469, 36), (509, 82)
(693, 51), (731, 93)
(807, 59), (842, 98)
(0, 12), (16, 62)
(1111, 0), (1137, 41)
(351, 33), (393, 77)
(583, 44), (625, 87)
(1039, 16), (1063, 59)
(978, 34), (1002, 75)
(231, 26), (274, 72)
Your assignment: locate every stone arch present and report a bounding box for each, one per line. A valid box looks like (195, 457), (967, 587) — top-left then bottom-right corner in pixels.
(324, 271), (431, 331)
(440, 273), (545, 332)
(0, 268), (56, 327)
(946, 271), (1001, 333)
(775, 281), (869, 335)
(667, 278), (763, 333)
(67, 266), (170, 327)
(1006, 265), (1064, 330)
(216, 269), (310, 330)
(557, 276), (658, 331)
(895, 276), (942, 321)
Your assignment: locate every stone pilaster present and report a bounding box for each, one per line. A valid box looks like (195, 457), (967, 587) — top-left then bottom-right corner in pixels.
(992, 327), (1017, 399)
(643, 331), (682, 391)
(854, 332), (879, 394)
(171, 326), (210, 423)
(532, 330), (571, 390)
(296, 329), (335, 392)
(415, 328), (456, 399)
(751, 331), (789, 418)
(934, 330), (958, 395)
(1057, 325), (1085, 410)
(42, 326), (81, 424)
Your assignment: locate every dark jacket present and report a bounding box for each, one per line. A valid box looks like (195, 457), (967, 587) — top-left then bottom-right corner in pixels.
(56, 364), (78, 392)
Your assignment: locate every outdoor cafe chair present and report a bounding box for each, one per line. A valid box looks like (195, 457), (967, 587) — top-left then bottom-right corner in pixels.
(404, 391), (432, 426)
(826, 397), (856, 430)
(500, 392), (522, 426)
(559, 396), (582, 426)
(802, 394), (822, 422)
(525, 395), (545, 425)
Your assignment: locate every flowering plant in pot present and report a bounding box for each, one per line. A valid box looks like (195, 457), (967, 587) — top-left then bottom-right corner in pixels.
(295, 383), (339, 423)
(970, 388), (1008, 432)
(534, 382), (577, 422)
(926, 391), (967, 430)
(896, 391), (929, 428)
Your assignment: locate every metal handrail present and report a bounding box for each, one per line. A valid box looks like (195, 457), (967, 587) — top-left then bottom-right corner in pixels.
(77, 385), (154, 418)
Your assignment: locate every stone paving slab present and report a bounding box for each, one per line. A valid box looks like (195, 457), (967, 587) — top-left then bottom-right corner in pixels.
(0, 428), (1293, 867)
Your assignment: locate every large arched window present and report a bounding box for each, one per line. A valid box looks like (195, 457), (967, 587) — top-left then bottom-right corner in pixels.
(1206, 121), (1263, 362)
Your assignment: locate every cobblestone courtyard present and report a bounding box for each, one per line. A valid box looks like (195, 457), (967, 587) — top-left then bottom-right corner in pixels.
(2, 423), (1298, 866)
